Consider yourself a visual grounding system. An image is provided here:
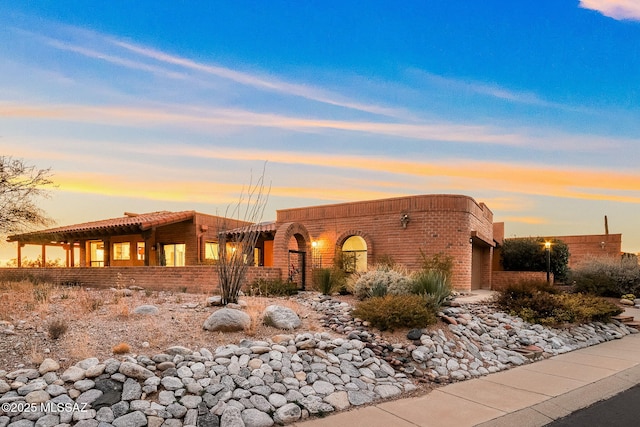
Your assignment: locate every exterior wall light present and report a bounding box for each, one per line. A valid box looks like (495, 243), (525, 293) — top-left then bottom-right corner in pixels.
(400, 214), (410, 228)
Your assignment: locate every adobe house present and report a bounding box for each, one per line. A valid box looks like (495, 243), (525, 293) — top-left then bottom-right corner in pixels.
(271, 194), (495, 291)
(6, 211), (249, 268)
(6, 194), (496, 292)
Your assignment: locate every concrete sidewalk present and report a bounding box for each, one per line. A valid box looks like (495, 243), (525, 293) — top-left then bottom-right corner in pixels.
(295, 306), (640, 427)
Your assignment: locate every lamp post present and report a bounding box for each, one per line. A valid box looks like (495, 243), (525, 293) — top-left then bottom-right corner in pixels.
(545, 241), (551, 284)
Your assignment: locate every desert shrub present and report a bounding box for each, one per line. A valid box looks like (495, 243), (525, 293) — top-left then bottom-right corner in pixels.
(353, 268), (412, 299)
(369, 281), (388, 298)
(352, 294), (437, 331)
(246, 278), (298, 297)
(495, 280), (622, 325)
(374, 254), (396, 269)
(112, 342), (131, 354)
(33, 283), (52, 303)
(555, 293), (622, 323)
(420, 251), (454, 278)
(48, 318), (68, 340)
(411, 270), (452, 308)
(571, 256), (640, 297)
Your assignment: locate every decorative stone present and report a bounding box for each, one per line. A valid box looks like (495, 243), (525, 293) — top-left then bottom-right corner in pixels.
(242, 408), (274, 427)
(60, 366), (85, 382)
(133, 304), (159, 315)
(118, 362), (154, 380)
(38, 358), (60, 375)
(274, 403), (302, 424)
(203, 308), (251, 332)
(112, 410), (147, 427)
(263, 305), (302, 330)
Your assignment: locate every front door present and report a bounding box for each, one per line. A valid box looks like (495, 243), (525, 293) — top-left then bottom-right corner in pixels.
(288, 250), (306, 290)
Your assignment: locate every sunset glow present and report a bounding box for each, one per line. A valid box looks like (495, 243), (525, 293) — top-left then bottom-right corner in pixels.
(1, 2), (639, 262)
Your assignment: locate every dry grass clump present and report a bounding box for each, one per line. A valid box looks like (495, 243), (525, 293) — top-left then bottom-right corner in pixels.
(48, 318), (68, 340)
(245, 299), (269, 336)
(112, 342), (131, 354)
(75, 288), (104, 313)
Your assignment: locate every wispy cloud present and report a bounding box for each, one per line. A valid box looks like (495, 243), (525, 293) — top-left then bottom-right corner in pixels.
(579, 0), (640, 21)
(409, 69), (594, 114)
(24, 141), (639, 206)
(499, 216), (549, 225)
(0, 100), (624, 150)
(53, 171), (396, 205)
(15, 22), (410, 120)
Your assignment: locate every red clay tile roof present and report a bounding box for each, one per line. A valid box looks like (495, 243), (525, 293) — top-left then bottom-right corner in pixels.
(225, 221), (278, 235)
(7, 211), (196, 243)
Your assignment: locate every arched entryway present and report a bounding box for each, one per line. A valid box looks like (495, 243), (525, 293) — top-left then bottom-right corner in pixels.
(273, 222), (312, 289)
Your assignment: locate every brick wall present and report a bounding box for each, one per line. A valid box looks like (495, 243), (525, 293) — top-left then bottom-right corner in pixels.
(0, 266), (282, 294)
(276, 194), (494, 292)
(491, 271), (552, 291)
(551, 234), (622, 268)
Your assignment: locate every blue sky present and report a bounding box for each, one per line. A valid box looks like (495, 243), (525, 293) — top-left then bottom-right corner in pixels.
(1, 0), (639, 263)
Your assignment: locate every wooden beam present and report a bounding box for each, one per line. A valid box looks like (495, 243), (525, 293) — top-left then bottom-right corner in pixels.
(17, 243), (22, 268)
(41, 245), (46, 268)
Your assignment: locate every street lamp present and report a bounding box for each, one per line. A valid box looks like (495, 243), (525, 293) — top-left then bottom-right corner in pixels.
(545, 241), (551, 284)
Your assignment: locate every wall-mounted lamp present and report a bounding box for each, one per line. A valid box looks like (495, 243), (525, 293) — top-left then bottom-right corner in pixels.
(400, 213), (410, 229)
(600, 241), (606, 249)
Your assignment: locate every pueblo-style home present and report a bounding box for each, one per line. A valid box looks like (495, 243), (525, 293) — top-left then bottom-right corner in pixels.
(7, 194), (496, 292)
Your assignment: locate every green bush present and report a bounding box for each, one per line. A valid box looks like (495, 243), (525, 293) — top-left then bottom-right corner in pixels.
(571, 256), (640, 297)
(495, 280), (622, 325)
(411, 269), (452, 308)
(246, 278), (298, 297)
(352, 268), (412, 299)
(352, 294), (437, 331)
(555, 293), (622, 323)
(500, 237), (570, 282)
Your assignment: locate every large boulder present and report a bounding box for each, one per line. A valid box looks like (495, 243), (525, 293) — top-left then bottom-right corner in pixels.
(133, 305), (159, 315)
(203, 308), (251, 332)
(262, 305), (301, 330)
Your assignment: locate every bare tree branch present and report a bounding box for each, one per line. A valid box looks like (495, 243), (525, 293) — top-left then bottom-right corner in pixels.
(0, 156), (55, 236)
(217, 163), (271, 304)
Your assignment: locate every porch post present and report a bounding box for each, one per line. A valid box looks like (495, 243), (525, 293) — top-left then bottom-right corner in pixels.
(103, 237), (111, 267)
(17, 243), (23, 268)
(41, 245), (46, 268)
(79, 240), (87, 267)
(69, 241), (76, 267)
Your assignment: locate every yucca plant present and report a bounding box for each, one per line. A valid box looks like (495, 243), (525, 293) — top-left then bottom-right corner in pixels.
(411, 269), (452, 308)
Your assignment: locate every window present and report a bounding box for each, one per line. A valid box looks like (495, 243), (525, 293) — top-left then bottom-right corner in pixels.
(136, 242), (145, 261)
(163, 244), (186, 266)
(89, 241), (104, 267)
(205, 242), (220, 261)
(113, 242), (130, 261)
(342, 236), (367, 273)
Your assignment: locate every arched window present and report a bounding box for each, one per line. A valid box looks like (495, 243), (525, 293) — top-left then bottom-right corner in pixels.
(342, 236), (367, 273)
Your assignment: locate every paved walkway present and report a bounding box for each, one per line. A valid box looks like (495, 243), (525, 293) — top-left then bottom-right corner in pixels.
(294, 295), (640, 427)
